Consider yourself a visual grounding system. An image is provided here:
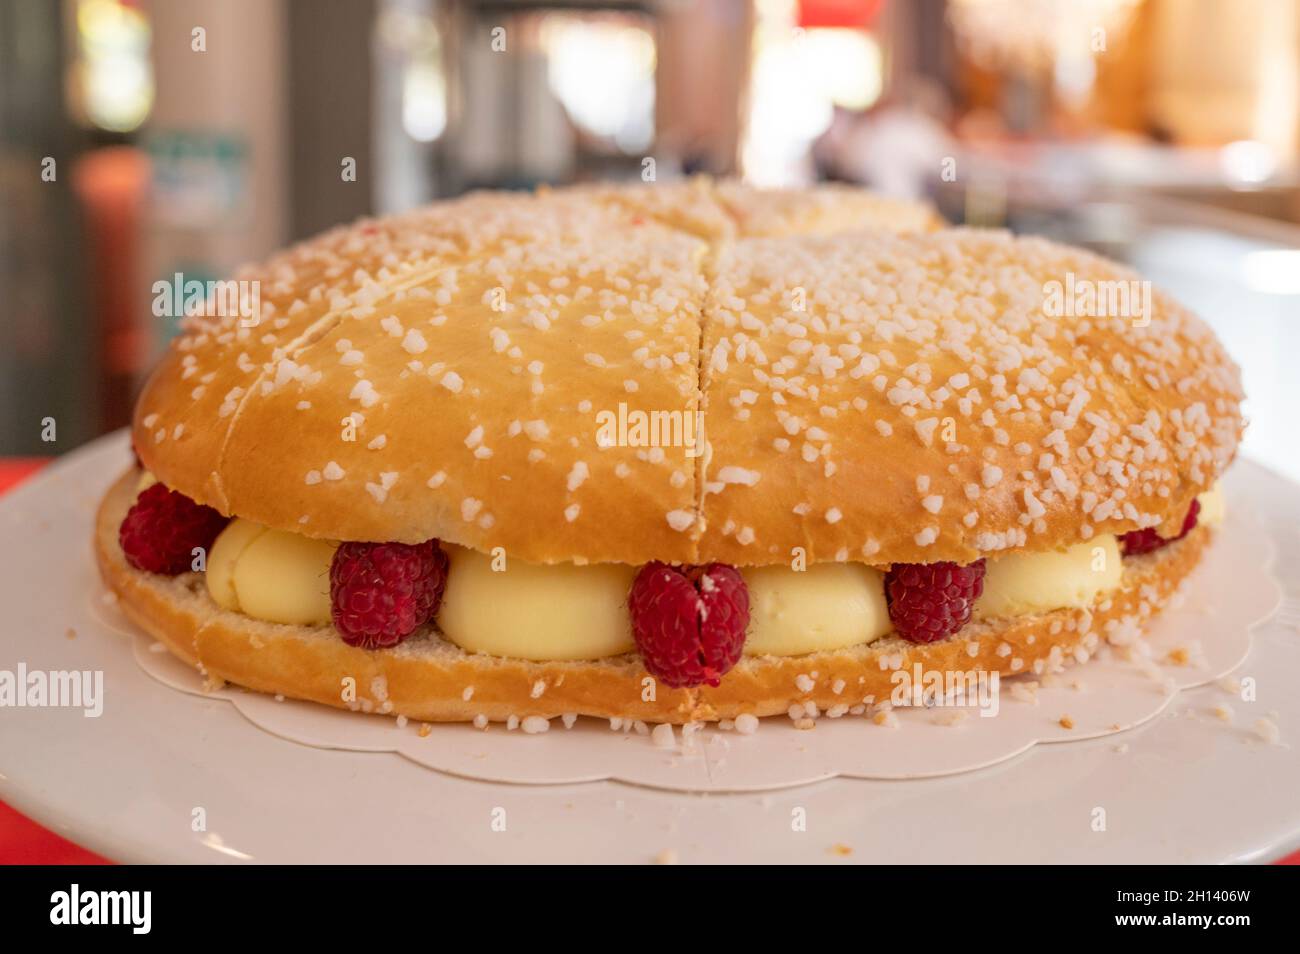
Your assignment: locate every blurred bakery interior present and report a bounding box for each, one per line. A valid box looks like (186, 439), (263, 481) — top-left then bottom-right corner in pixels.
(1, 0), (1297, 479)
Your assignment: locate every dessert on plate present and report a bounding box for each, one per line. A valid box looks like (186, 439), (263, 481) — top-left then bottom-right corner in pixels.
(95, 179), (1243, 725)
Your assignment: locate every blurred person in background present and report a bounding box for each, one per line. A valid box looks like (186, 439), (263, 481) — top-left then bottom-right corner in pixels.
(812, 78), (954, 197)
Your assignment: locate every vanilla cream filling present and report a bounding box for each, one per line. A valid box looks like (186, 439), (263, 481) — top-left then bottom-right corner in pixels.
(1197, 481), (1225, 528)
(207, 518), (337, 625)
(436, 545), (637, 660)
(192, 483), (1224, 658)
(974, 536), (1121, 620)
(742, 563), (890, 655)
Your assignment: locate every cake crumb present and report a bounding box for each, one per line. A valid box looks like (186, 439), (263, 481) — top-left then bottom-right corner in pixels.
(872, 709), (899, 729)
(1252, 717), (1281, 745)
(653, 849), (679, 865)
(418, 722), (433, 737)
(1211, 704), (1234, 723)
(1010, 680), (1039, 705)
(64, 627), (76, 639)
(829, 843), (853, 857)
(1058, 715), (1075, 730)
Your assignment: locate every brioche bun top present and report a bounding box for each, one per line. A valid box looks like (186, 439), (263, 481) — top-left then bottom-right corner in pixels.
(133, 179), (1242, 567)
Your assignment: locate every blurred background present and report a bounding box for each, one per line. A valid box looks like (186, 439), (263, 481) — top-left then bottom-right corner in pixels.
(1, 0), (1298, 480)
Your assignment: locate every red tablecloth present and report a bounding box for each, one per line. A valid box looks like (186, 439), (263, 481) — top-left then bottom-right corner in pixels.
(0, 457), (1294, 865)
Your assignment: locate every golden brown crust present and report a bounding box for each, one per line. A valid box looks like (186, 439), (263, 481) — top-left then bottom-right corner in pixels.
(131, 181), (1241, 567)
(133, 187), (712, 565)
(97, 468), (1210, 724)
(696, 229), (1242, 565)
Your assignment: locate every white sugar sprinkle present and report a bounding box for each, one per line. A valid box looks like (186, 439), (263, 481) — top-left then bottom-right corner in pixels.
(666, 510), (695, 531)
(566, 461), (590, 492)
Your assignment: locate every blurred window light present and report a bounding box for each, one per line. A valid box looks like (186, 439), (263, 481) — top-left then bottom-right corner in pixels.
(743, 0), (883, 185)
(799, 27), (883, 111)
(376, 3), (447, 144)
(948, 0), (1141, 74)
(403, 59), (446, 142)
(539, 15), (656, 153)
(70, 0), (154, 133)
(1052, 50), (1096, 107)
(1219, 140), (1278, 186)
(1241, 250), (1300, 295)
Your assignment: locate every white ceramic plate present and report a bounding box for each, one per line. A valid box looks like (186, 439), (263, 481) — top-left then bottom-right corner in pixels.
(1, 432), (1297, 863)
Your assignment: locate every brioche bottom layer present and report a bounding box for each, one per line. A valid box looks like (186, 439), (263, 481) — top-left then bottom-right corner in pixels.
(95, 470), (1209, 724)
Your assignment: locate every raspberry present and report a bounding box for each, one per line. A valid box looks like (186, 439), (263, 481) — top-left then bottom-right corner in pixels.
(329, 540), (448, 649)
(628, 562), (749, 689)
(885, 559), (986, 644)
(1120, 499), (1200, 556)
(119, 483), (229, 575)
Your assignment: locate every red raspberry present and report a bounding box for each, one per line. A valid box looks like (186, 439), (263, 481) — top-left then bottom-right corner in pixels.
(628, 562), (749, 689)
(119, 483), (229, 575)
(885, 559), (986, 644)
(329, 540), (448, 649)
(1120, 499), (1200, 556)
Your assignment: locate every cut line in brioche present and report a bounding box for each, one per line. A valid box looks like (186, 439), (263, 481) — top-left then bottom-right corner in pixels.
(98, 468), (1210, 724)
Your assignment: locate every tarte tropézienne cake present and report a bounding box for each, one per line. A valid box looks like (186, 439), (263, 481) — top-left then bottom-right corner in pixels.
(95, 178), (1243, 728)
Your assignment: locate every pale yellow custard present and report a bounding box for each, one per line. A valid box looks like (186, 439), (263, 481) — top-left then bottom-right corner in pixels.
(187, 481), (1225, 657)
(742, 562), (890, 656)
(207, 518), (336, 625)
(975, 535), (1122, 619)
(436, 545), (637, 660)
(1197, 481), (1225, 528)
